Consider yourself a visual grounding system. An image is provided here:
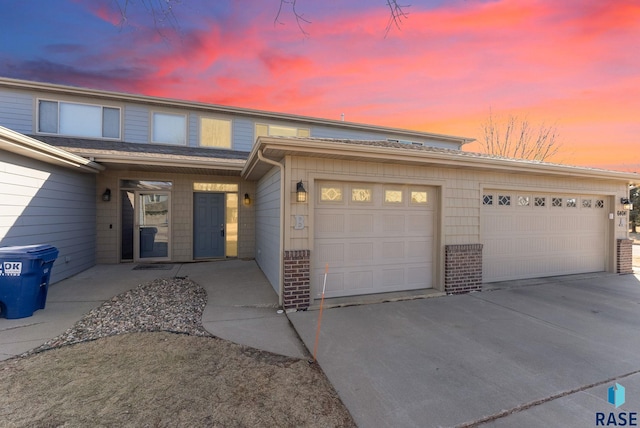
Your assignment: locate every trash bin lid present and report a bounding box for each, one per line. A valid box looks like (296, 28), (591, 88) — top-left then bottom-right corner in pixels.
(0, 245), (58, 258)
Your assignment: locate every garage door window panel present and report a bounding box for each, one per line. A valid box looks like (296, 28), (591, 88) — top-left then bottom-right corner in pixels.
(351, 187), (372, 203)
(535, 197), (546, 207)
(483, 194), (494, 206)
(411, 191), (428, 204)
(320, 185), (344, 203)
(385, 189), (403, 204)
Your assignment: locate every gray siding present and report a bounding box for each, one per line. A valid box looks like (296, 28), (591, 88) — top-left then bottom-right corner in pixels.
(0, 90), (33, 134)
(188, 113), (198, 147)
(255, 166), (281, 293)
(124, 104), (149, 143)
(0, 150), (96, 283)
(233, 117), (255, 151)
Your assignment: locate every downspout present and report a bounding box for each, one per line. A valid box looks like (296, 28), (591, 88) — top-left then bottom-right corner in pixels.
(257, 149), (286, 307)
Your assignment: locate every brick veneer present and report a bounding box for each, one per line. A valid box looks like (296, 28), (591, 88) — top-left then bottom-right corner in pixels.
(283, 250), (311, 310)
(617, 239), (633, 274)
(444, 244), (483, 294)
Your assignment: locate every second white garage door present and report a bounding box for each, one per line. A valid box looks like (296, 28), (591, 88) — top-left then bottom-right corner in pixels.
(482, 191), (608, 282)
(313, 181), (435, 299)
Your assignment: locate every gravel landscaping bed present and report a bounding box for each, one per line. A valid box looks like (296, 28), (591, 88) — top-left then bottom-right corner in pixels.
(25, 277), (212, 355)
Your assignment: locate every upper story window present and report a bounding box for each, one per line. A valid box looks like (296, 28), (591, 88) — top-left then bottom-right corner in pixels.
(38, 100), (120, 139)
(152, 112), (186, 145)
(200, 117), (231, 148)
(255, 123), (310, 139)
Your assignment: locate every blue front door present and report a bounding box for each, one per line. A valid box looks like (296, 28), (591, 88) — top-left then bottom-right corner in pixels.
(193, 193), (225, 258)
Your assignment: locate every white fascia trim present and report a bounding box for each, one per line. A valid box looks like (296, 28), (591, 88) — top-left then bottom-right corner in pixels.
(90, 154), (246, 171)
(0, 126), (104, 173)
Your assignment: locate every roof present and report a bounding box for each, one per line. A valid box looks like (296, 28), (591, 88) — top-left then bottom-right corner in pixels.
(0, 126), (104, 173)
(33, 135), (247, 175)
(0, 77), (474, 146)
(243, 137), (640, 183)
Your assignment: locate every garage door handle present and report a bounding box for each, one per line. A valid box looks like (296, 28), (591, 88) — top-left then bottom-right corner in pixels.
(220, 224), (225, 237)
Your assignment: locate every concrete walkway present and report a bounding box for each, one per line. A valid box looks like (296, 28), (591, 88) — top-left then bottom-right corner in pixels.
(289, 273), (640, 427)
(0, 260), (307, 361)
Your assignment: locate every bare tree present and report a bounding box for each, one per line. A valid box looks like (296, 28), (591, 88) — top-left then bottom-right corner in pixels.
(480, 109), (562, 162)
(114, 0), (411, 37)
(113, 0), (181, 33)
(275, 0), (410, 36)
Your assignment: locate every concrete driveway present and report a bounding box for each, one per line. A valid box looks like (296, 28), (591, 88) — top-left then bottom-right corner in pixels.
(289, 273), (640, 427)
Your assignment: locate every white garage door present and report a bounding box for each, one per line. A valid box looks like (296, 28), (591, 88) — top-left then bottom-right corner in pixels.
(482, 191), (608, 282)
(313, 181), (435, 299)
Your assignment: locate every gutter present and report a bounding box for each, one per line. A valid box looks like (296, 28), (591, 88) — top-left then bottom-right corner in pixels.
(257, 149), (286, 308)
(83, 153), (245, 171)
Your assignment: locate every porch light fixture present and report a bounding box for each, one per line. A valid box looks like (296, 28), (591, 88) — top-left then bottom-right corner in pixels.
(621, 198), (633, 210)
(102, 188), (111, 202)
(296, 181), (307, 203)
(243, 193), (251, 206)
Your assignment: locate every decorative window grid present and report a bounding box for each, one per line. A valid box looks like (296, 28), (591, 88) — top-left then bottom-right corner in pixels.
(321, 187), (343, 202)
(411, 191), (428, 204)
(498, 195), (511, 206)
(518, 196), (530, 206)
(483, 195), (493, 205)
(582, 199), (592, 208)
(552, 197), (563, 207)
(566, 198), (577, 208)
(351, 188), (372, 202)
(534, 197), (546, 207)
(596, 199), (605, 208)
(385, 190), (403, 203)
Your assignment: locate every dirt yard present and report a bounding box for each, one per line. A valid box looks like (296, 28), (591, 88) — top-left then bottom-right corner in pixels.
(0, 332), (355, 427)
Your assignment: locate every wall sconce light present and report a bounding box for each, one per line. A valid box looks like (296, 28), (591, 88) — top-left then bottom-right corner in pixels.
(102, 188), (111, 202)
(244, 193), (251, 206)
(621, 198), (633, 210)
(296, 181), (307, 203)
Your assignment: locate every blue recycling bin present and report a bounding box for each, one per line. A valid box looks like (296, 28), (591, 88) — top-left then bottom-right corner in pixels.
(0, 245), (59, 319)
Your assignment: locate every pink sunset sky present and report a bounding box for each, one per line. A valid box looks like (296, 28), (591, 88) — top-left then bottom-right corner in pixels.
(1, 0), (638, 171)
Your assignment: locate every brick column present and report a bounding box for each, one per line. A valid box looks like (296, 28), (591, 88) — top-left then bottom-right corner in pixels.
(283, 250), (311, 310)
(617, 239), (633, 274)
(444, 244), (483, 294)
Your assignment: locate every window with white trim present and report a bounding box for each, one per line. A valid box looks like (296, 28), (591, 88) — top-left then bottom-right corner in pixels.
(38, 100), (120, 139)
(152, 112), (186, 145)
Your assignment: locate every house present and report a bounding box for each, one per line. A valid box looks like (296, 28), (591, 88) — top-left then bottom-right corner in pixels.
(0, 77), (636, 310)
